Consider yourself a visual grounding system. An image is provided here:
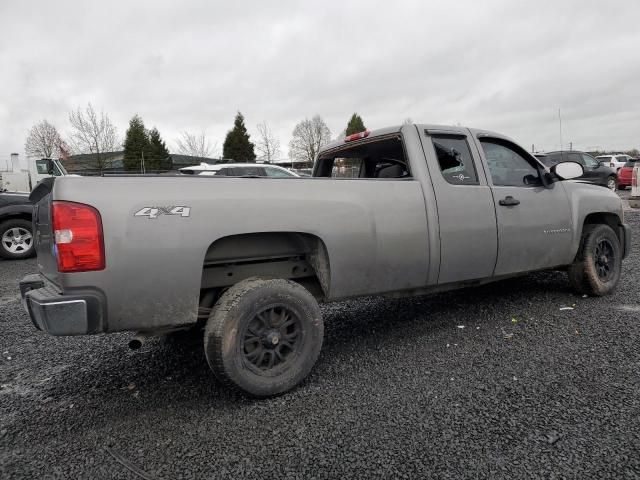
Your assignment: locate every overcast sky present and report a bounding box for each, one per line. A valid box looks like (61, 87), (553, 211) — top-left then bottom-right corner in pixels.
(1, 0), (639, 166)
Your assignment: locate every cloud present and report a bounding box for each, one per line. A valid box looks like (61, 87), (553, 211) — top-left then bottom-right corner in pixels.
(1, 0), (639, 166)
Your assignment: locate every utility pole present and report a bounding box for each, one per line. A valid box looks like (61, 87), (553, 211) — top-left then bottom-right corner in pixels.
(141, 151), (145, 174)
(558, 108), (563, 151)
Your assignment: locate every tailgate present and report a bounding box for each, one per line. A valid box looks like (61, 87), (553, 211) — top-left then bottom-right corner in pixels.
(29, 178), (60, 285)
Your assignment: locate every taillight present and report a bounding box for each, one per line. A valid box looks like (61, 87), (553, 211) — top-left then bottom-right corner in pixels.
(344, 130), (370, 142)
(52, 201), (105, 272)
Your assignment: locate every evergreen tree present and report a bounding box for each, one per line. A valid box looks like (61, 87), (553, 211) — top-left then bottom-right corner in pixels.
(345, 113), (366, 136)
(223, 112), (256, 162)
(123, 115), (152, 171)
(147, 127), (171, 171)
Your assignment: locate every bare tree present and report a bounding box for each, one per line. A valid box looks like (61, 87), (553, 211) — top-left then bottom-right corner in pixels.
(288, 115), (332, 165)
(174, 131), (217, 158)
(402, 117), (413, 125)
(68, 103), (120, 171)
(25, 120), (63, 158)
(255, 121), (281, 162)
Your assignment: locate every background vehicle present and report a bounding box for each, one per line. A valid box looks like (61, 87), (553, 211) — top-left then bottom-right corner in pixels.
(535, 151), (617, 190)
(616, 160), (637, 189)
(596, 154), (634, 172)
(0, 191), (34, 259)
(180, 163), (299, 177)
(0, 157), (69, 192)
(21, 124), (630, 397)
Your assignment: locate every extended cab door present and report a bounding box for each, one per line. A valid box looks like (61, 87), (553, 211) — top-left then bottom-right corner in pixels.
(473, 135), (574, 276)
(419, 129), (498, 284)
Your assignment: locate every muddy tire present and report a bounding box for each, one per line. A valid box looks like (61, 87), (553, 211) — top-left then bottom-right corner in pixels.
(204, 277), (324, 397)
(568, 224), (621, 296)
(0, 219), (35, 260)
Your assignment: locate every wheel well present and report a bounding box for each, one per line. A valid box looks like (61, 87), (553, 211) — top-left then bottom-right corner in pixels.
(198, 232), (330, 313)
(0, 213), (32, 224)
(583, 212), (622, 241)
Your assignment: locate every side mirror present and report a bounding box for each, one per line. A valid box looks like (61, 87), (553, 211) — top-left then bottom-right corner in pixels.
(552, 161), (584, 180)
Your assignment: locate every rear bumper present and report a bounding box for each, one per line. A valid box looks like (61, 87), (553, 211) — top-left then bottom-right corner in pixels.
(618, 177), (632, 187)
(20, 274), (105, 336)
(621, 223), (631, 259)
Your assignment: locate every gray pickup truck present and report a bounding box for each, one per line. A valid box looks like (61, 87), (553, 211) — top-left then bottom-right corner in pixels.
(20, 124), (630, 396)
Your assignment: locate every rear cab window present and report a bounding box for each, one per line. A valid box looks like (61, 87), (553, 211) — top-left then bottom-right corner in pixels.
(315, 135), (410, 179)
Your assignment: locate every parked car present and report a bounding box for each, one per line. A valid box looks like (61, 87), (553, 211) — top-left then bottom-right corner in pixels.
(616, 160), (637, 190)
(21, 124), (630, 397)
(535, 151), (617, 190)
(0, 190), (34, 259)
(180, 163), (299, 177)
(595, 154), (634, 172)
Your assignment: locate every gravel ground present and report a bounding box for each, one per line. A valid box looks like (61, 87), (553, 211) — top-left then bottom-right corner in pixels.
(1, 209), (640, 479)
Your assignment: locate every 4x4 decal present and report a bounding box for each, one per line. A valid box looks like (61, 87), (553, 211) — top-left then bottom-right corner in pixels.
(134, 206), (191, 219)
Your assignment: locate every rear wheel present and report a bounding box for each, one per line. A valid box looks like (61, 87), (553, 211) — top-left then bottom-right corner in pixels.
(204, 278), (324, 397)
(0, 219), (35, 260)
(568, 224), (621, 296)
(607, 176), (616, 191)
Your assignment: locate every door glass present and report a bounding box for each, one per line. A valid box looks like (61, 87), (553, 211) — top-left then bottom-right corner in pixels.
(35, 160), (50, 174)
(235, 166), (265, 176)
(582, 154), (599, 168)
(266, 167), (294, 177)
(480, 140), (541, 187)
(566, 153), (583, 165)
(431, 135), (478, 185)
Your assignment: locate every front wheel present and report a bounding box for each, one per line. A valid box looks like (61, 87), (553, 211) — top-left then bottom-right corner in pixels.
(0, 219), (35, 260)
(568, 224), (621, 296)
(607, 176), (617, 191)
(204, 278), (324, 397)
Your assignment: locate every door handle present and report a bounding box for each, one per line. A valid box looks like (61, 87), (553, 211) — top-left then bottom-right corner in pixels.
(499, 195), (520, 206)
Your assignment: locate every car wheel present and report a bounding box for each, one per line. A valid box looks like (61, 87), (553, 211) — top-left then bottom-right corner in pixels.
(0, 219), (35, 260)
(568, 224), (621, 296)
(204, 277), (324, 397)
(607, 176), (617, 191)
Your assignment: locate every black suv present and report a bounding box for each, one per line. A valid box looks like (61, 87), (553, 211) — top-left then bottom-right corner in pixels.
(0, 190), (34, 260)
(534, 151), (617, 191)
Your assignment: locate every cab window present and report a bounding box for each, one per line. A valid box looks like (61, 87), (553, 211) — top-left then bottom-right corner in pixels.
(35, 159), (62, 176)
(315, 136), (410, 179)
(431, 135), (478, 185)
(480, 139), (541, 187)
